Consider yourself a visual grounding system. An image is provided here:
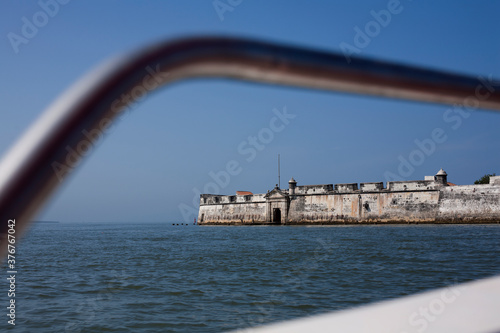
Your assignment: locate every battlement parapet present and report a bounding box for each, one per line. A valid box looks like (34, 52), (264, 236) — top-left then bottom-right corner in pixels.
(295, 184), (333, 195)
(490, 176), (500, 185)
(360, 182), (385, 192)
(334, 183), (358, 193)
(200, 193), (266, 205)
(387, 180), (440, 191)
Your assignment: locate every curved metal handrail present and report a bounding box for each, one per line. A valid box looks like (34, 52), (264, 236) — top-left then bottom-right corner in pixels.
(1, 36), (500, 255)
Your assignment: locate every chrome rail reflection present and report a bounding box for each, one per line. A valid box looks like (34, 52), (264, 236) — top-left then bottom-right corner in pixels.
(1, 36), (500, 256)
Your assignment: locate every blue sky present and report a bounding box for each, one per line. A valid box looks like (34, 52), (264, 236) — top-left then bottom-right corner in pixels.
(1, 1), (499, 223)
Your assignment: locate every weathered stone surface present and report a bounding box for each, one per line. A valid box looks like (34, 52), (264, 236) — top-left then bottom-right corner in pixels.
(198, 171), (500, 225)
(295, 184), (333, 195)
(360, 182), (384, 192)
(438, 185), (500, 222)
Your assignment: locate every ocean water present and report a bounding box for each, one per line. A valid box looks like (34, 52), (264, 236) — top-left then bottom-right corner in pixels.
(4, 223), (500, 332)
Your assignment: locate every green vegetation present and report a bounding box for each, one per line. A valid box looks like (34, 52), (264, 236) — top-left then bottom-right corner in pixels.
(474, 173), (496, 185)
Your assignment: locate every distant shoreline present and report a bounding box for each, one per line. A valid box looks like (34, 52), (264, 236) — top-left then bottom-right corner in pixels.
(199, 220), (500, 226)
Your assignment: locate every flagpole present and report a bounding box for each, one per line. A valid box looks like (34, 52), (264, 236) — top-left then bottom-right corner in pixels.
(278, 154), (280, 189)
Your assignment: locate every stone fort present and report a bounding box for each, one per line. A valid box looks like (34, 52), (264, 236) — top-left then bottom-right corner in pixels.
(198, 170), (500, 224)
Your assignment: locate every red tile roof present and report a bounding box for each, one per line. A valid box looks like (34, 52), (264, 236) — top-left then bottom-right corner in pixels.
(236, 191), (253, 195)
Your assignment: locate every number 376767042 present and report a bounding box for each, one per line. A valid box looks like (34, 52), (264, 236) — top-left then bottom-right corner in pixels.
(7, 219), (16, 269)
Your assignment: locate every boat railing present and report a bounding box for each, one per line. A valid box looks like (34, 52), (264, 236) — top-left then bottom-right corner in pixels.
(0, 36), (499, 332)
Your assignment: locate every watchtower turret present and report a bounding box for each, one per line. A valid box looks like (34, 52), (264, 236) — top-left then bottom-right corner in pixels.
(289, 177), (297, 195)
(435, 168), (448, 185)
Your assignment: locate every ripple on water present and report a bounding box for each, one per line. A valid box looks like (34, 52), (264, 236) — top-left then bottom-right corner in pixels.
(9, 223), (500, 333)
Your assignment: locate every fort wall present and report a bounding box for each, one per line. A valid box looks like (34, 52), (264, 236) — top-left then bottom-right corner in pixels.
(199, 193), (267, 224)
(438, 184), (500, 222)
(197, 170), (500, 225)
(285, 190), (441, 223)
